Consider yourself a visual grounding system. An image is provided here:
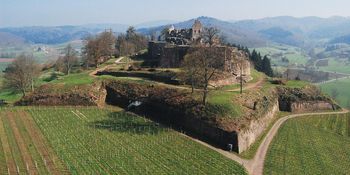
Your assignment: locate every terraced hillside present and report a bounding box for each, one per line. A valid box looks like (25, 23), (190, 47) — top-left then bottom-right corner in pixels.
(264, 113), (350, 174)
(0, 107), (247, 175)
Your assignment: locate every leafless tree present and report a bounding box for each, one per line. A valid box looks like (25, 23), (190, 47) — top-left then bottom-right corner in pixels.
(181, 53), (201, 93)
(82, 30), (116, 67)
(56, 44), (78, 75)
(202, 27), (220, 46)
(182, 47), (224, 105)
(3, 54), (41, 97)
(116, 27), (147, 57)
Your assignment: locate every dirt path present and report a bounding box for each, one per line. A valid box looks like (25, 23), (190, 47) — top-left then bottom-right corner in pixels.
(20, 111), (69, 175)
(7, 112), (38, 175)
(184, 109), (349, 175)
(0, 113), (17, 175)
(89, 57), (124, 77)
(226, 77), (266, 92)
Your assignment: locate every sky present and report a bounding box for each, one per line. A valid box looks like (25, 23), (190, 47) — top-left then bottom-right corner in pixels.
(1, 0), (350, 27)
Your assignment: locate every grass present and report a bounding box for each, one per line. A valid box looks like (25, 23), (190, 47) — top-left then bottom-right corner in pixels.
(319, 58), (350, 74)
(284, 80), (309, 88)
(207, 91), (242, 118)
(264, 113), (350, 174)
(22, 107), (247, 174)
(0, 90), (22, 103)
(220, 69), (264, 91)
(49, 72), (94, 87)
(0, 109), (66, 174)
(319, 78), (350, 108)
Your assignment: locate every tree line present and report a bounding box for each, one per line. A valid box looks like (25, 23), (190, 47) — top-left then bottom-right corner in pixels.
(2, 27), (148, 97)
(228, 43), (274, 77)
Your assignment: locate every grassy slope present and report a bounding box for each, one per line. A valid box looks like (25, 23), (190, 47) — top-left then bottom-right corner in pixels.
(319, 78), (350, 108)
(264, 114), (350, 174)
(27, 107), (247, 175)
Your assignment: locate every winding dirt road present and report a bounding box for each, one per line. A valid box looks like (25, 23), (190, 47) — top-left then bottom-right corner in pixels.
(226, 77), (266, 92)
(185, 109), (349, 175)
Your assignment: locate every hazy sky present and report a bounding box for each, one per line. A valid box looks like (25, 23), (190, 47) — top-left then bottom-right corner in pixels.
(1, 0), (350, 27)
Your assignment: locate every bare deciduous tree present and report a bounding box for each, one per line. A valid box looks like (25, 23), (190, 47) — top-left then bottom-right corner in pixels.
(181, 54), (201, 93)
(3, 54), (41, 97)
(202, 27), (220, 46)
(56, 44), (78, 75)
(182, 47), (224, 105)
(115, 27), (147, 57)
(82, 30), (116, 68)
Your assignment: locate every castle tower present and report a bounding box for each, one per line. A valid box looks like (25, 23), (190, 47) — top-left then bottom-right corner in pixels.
(191, 20), (203, 41)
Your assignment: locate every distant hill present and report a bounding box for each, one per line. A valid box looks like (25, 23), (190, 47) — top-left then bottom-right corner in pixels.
(138, 16), (266, 47)
(0, 24), (129, 45)
(0, 32), (26, 46)
(138, 16), (350, 47)
(329, 34), (350, 44)
(2, 16), (350, 47)
(232, 16), (350, 45)
(135, 20), (179, 28)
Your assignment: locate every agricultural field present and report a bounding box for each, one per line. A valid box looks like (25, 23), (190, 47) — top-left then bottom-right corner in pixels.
(319, 78), (350, 108)
(264, 114), (350, 174)
(318, 58), (350, 74)
(0, 108), (68, 174)
(254, 44), (309, 66)
(0, 107), (247, 175)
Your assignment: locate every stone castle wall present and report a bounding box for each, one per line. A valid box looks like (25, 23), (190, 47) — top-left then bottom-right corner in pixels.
(151, 44), (251, 78)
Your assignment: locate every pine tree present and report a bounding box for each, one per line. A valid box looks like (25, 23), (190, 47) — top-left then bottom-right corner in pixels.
(262, 56), (274, 77)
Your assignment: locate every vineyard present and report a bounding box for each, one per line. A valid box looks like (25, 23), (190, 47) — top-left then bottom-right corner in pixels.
(0, 107), (247, 175)
(264, 113), (350, 174)
(0, 108), (68, 175)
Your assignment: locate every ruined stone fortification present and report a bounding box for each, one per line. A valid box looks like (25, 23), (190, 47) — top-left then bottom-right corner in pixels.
(16, 79), (340, 153)
(148, 20), (251, 83)
(237, 99), (279, 153)
(277, 86), (340, 113)
(291, 101), (336, 113)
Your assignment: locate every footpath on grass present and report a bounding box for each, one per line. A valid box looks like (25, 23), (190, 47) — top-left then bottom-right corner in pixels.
(226, 77), (265, 92)
(185, 109), (349, 175)
(89, 57), (124, 77)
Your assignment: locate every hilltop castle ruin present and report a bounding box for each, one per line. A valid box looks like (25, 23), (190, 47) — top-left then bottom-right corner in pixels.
(148, 20), (251, 83)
